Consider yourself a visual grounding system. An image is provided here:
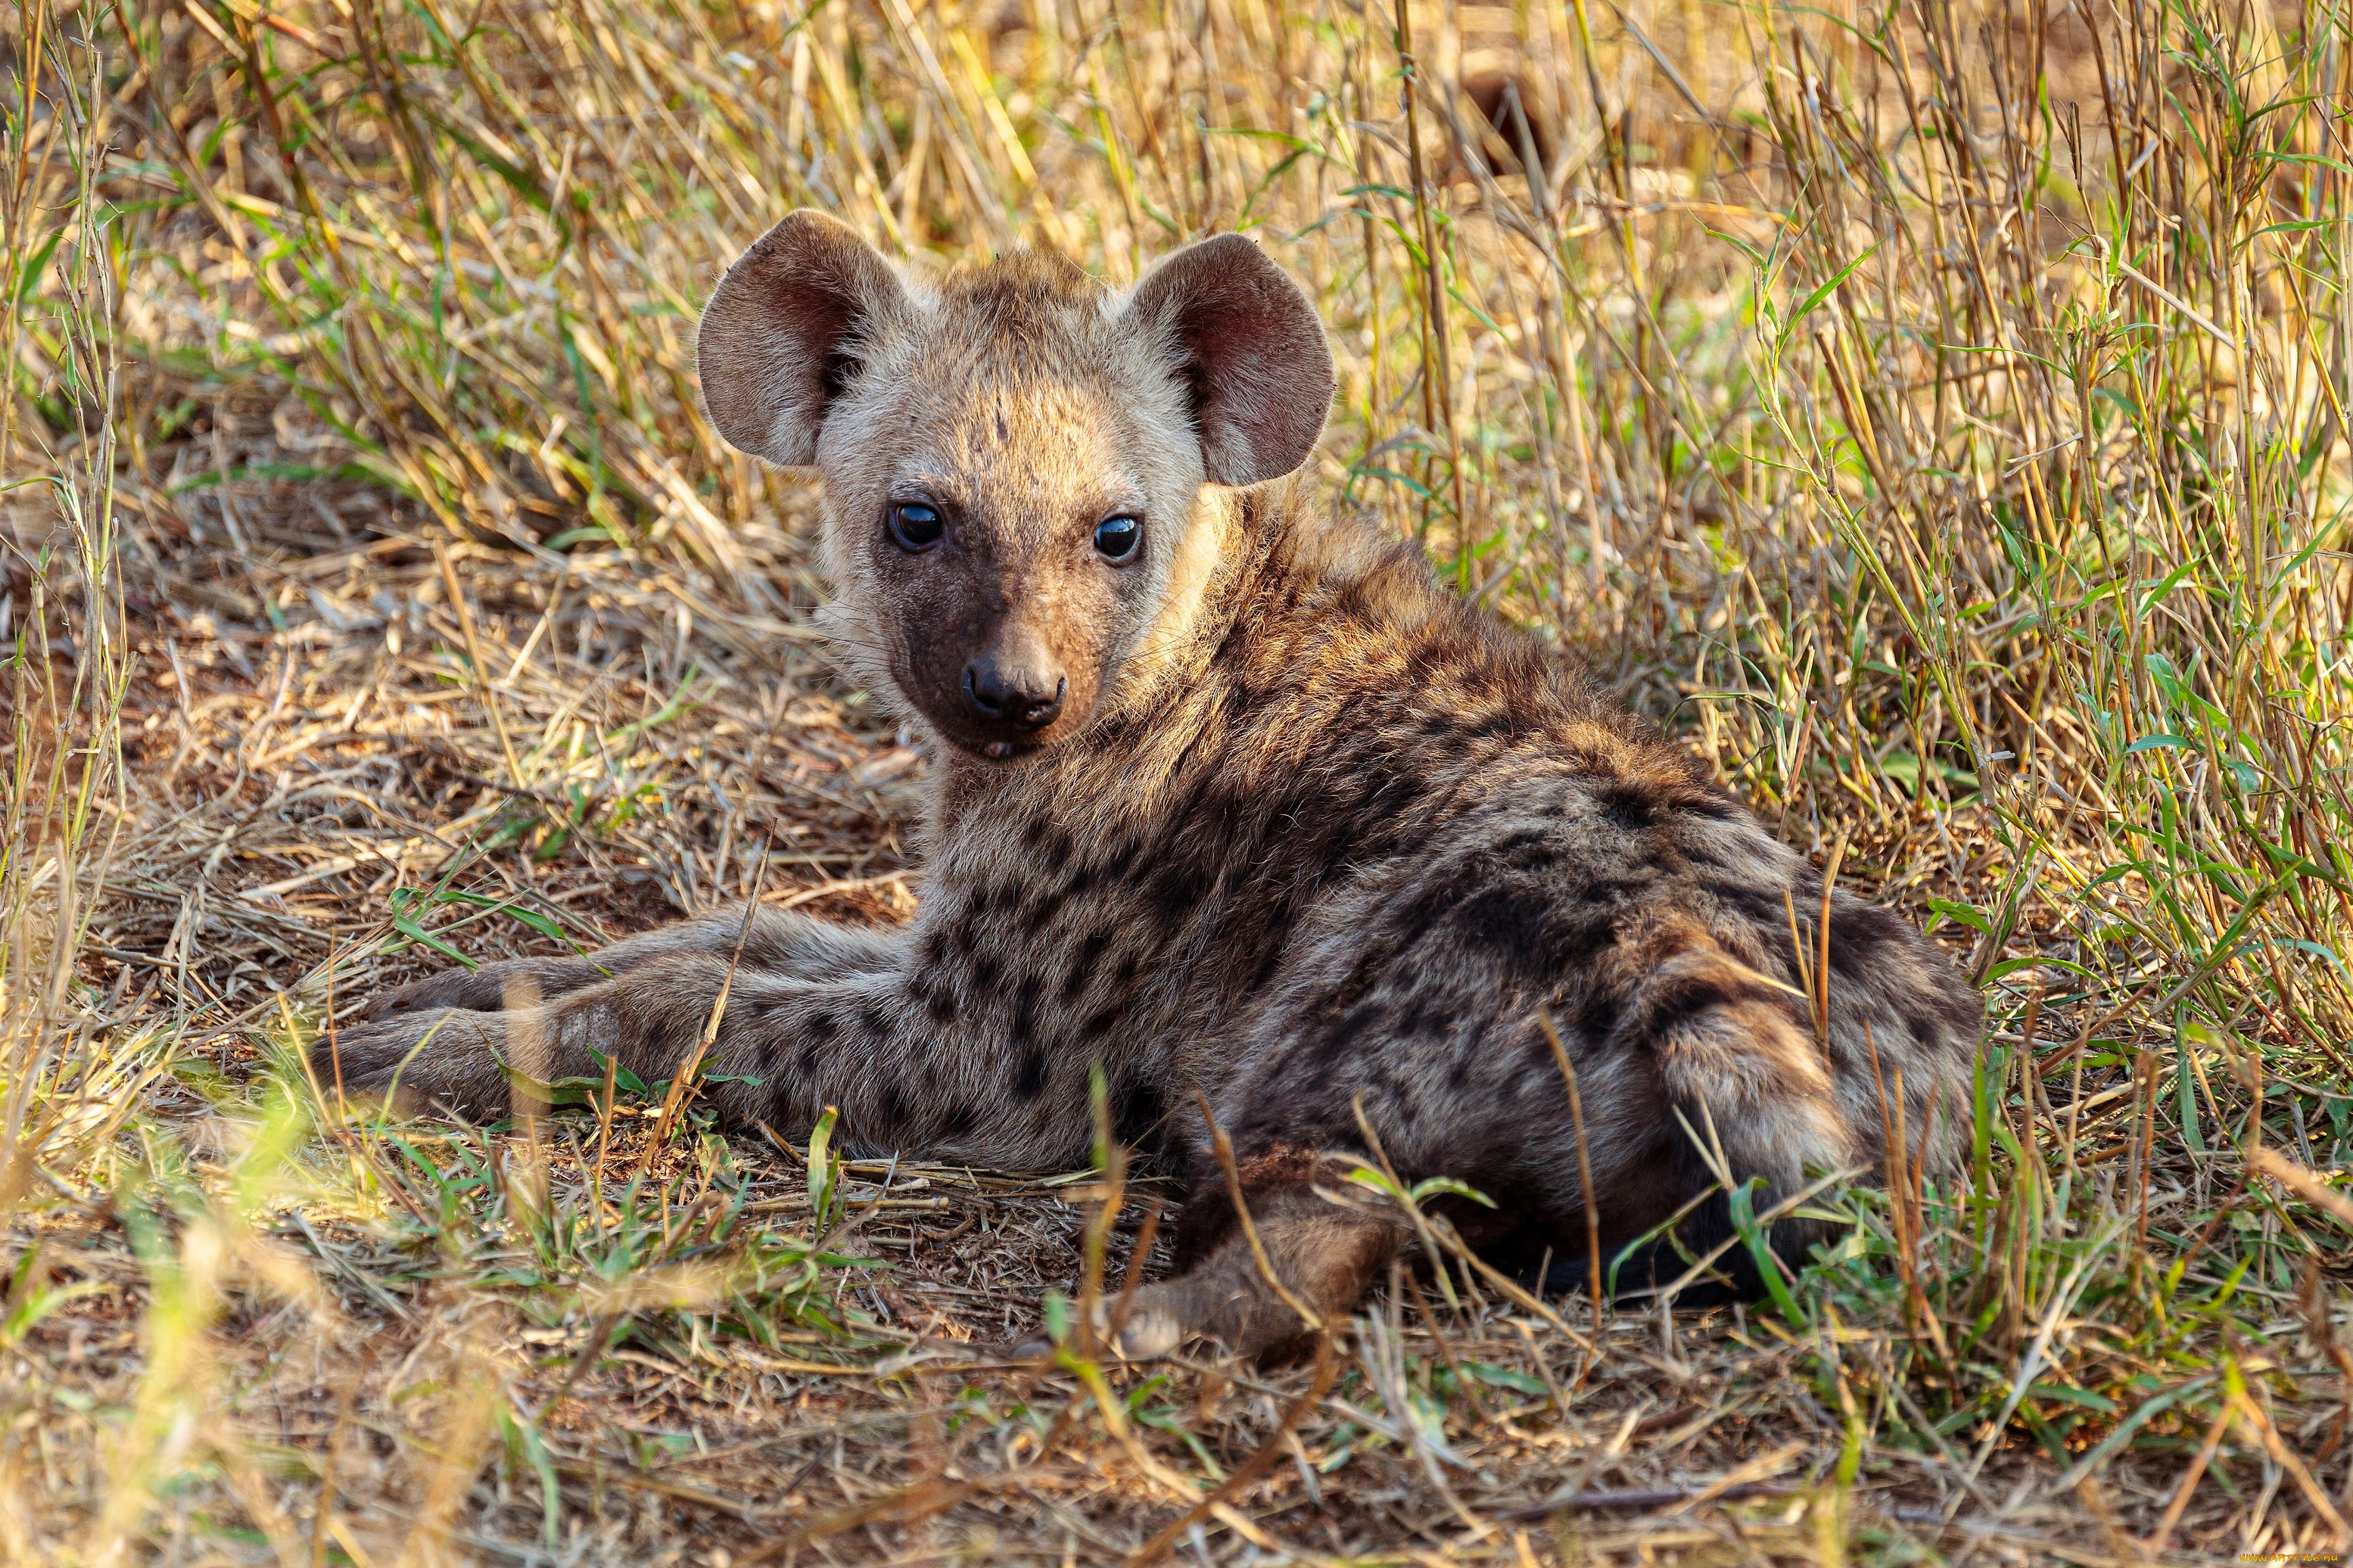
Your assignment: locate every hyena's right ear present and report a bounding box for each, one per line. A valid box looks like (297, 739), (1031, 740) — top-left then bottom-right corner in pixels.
(696, 210), (907, 466)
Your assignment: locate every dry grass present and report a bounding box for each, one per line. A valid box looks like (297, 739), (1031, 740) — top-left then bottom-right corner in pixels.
(5, 0), (2353, 1559)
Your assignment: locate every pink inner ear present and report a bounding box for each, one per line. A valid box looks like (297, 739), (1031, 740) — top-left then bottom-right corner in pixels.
(696, 210), (904, 467)
(1132, 235), (1336, 487)
(770, 243), (892, 402)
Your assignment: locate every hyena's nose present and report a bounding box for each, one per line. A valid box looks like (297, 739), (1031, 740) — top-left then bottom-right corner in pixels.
(964, 655), (1066, 729)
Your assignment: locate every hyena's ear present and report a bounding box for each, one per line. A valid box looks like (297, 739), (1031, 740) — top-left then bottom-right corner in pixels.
(1125, 234), (1335, 486)
(696, 210), (907, 466)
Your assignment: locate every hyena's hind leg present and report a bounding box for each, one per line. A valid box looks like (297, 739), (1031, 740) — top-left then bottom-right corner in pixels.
(1114, 1153), (1406, 1361)
(1608, 924), (1868, 1277)
(356, 904), (902, 1020)
(1630, 899), (1978, 1265)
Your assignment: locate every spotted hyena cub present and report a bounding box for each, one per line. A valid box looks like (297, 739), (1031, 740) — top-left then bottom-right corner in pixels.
(329, 213), (1982, 1357)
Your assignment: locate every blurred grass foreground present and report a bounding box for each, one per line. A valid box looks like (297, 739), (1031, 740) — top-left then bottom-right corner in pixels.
(5, 0), (2353, 1560)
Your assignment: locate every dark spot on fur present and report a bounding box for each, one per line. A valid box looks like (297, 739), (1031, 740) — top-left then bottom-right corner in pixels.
(1632, 972), (1741, 1040)
(1012, 1047), (1049, 1100)
(1111, 1075), (1164, 1145)
(1598, 786), (1657, 833)
(1062, 930), (1111, 1003)
(1491, 829), (1561, 876)
(1570, 982), (1622, 1043)
(805, 1012), (837, 1044)
(1386, 879), (1461, 953)
(1826, 902), (1909, 978)
(1468, 709), (1516, 740)
(1147, 854), (1216, 924)
(1082, 1003), (1120, 1040)
(1243, 936), (1287, 997)
(938, 1098), (979, 1139)
(1703, 878), (1791, 928)
(1413, 877), (1617, 978)
(1684, 791), (1740, 820)
(921, 982), (957, 1025)
(1581, 876), (1645, 906)
(1100, 836), (1142, 882)
(1677, 840), (1732, 874)
(1339, 1000), (1387, 1046)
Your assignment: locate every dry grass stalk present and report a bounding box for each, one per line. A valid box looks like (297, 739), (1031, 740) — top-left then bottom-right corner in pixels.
(2, 0), (2350, 1558)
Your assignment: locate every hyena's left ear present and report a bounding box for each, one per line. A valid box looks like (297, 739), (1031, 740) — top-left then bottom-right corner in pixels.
(1124, 234), (1336, 486)
(697, 210), (908, 466)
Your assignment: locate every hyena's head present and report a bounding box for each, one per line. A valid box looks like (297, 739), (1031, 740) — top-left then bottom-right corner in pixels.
(695, 212), (1334, 759)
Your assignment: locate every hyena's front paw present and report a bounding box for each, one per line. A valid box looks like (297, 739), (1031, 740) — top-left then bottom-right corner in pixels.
(312, 1008), (513, 1121)
(356, 956), (608, 1021)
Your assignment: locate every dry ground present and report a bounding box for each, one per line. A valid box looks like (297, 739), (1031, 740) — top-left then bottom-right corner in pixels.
(5, 0), (2353, 1561)
(1, 517), (2206, 1565)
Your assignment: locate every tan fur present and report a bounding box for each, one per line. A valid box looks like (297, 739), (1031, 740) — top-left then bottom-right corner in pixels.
(331, 217), (1984, 1358)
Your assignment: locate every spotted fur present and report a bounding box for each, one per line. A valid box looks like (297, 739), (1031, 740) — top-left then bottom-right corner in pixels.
(331, 215), (1983, 1358)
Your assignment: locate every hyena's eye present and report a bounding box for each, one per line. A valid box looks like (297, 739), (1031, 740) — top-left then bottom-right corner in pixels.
(889, 502), (945, 552)
(1094, 515), (1142, 562)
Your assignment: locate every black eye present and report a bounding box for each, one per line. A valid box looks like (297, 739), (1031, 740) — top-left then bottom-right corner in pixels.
(889, 502), (945, 552)
(1094, 515), (1141, 562)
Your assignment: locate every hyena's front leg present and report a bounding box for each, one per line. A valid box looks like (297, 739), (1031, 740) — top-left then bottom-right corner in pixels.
(321, 929), (1098, 1170)
(355, 905), (901, 1020)
(323, 952), (905, 1125)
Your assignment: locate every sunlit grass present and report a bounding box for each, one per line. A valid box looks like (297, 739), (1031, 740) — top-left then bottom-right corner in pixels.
(4, 0), (2351, 1555)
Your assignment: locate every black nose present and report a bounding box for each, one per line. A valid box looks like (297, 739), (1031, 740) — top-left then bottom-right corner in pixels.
(963, 658), (1066, 728)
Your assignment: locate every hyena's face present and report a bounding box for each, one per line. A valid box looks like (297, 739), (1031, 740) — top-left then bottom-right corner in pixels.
(807, 263), (1206, 759)
(695, 213), (1334, 760)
